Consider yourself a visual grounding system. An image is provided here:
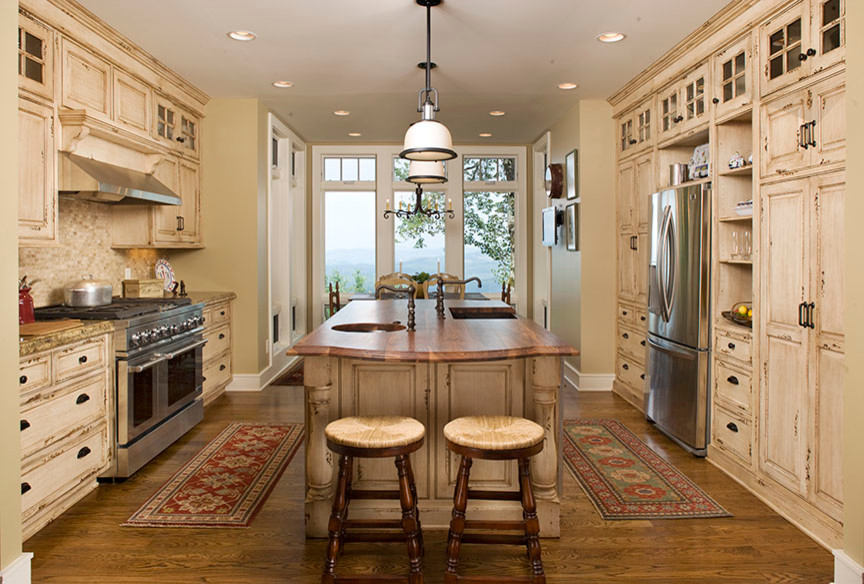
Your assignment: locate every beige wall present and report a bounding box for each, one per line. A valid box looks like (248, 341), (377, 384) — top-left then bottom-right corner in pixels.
(169, 98), (270, 375)
(2, 0), (22, 570)
(843, 0), (864, 568)
(547, 100), (616, 377)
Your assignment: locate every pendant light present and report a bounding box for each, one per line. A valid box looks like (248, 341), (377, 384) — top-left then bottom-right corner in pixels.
(407, 160), (447, 184)
(400, 0), (456, 162)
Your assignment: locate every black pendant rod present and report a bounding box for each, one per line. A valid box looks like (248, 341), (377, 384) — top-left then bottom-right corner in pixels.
(425, 3), (432, 94)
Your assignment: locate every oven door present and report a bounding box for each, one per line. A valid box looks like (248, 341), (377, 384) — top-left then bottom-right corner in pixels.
(159, 336), (205, 418)
(117, 352), (168, 446)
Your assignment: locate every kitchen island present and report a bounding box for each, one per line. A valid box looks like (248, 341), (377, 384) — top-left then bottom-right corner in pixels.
(290, 299), (576, 538)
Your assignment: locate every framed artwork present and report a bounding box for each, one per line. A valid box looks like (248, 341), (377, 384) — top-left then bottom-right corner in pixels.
(566, 203), (578, 251)
(565, 149), (578, 200)
(541, 207), (558, 246)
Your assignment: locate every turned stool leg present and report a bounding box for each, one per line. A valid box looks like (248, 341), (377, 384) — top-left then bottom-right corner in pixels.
(322, 454), (352, 584)
(519, 458), (545, 584)
(395, 455), (423, 584)
(445, 455), (473, 584)
(339, 456), (354, 555)
(406, 455), (424, 556)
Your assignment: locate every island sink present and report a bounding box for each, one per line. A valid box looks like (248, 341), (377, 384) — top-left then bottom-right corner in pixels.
(449, 306), (516, 319)
(331, 322), (406, 333)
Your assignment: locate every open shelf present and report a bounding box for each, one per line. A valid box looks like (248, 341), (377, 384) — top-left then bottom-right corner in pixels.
(716, 107), (753, 126)
(719, 165), (753, 177)
(659, 127), (710, 150)
(720, 258), (753, 265)
(719, 215), (753, 222)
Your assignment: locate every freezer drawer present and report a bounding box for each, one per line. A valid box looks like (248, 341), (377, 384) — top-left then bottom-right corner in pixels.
(644, 334), (710, 455)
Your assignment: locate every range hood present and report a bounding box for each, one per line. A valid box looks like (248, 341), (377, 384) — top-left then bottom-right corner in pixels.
(58, 152), (181, 206)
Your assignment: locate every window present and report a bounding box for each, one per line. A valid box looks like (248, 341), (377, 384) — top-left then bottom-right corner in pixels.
(324, 157), (375, 181)
(394, 191), (446, 275)
(463, 157), (516, 182)
(721, 51), (746, 102)
(324, 191), (376, 293)
(463, 191), (515, 293)
(768, 18), (802, 80)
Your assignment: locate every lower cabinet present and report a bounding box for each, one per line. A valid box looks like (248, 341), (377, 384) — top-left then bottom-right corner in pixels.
(613, 301), (647, 410)
(19, 330), (113, 541)
(201, 299), (234, 405)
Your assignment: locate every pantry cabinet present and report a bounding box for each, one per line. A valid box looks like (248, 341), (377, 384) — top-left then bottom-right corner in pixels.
(18, 97), (56, 245)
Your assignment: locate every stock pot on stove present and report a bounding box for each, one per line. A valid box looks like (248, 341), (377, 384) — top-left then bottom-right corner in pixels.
(63, 275), (113, 307)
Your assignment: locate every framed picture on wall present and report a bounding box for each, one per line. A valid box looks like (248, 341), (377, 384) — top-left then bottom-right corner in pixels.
(565, 149), (578, 200)
(566, 203), (578, 251)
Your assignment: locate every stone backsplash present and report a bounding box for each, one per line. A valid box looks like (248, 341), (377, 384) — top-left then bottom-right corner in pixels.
(19, 198), (164, 307)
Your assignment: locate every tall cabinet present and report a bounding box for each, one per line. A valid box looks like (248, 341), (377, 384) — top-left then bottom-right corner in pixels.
(610, 0), (845, 548)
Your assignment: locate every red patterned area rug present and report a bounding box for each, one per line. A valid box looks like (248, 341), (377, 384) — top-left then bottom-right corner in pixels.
(563, 419), (731, 520)
(123, 423), (303, 528)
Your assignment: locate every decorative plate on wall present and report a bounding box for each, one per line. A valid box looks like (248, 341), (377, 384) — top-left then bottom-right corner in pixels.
(154, 259), (176, 291)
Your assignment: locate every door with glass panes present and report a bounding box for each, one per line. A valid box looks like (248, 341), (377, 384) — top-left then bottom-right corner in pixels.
(713, 33), (753, 120)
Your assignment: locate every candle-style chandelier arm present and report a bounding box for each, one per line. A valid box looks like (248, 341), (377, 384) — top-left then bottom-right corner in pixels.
(383, 185), (455, 220)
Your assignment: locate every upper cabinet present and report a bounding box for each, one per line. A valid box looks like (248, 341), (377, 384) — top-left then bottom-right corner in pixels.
(618, 97), (654, 159)
(18, 12), (53, 102)
(657, 62), (711, 143)
(760, 0), (845, 97)
(153, 94), (200, 159)
(18, 97), (56, 245)
(60, 39), (111, 120)
(713, 33), (753, 120)
(113, 70), (151, 137)
(657, 82), (683, 141)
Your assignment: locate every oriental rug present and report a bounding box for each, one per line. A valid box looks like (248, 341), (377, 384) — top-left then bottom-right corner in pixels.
(271, 360), (304, 386)
(123, 423), (303, 528)
(563, 419), (730, 520)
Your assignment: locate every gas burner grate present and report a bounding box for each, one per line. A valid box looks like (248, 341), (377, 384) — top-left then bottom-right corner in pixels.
(35, 297), (192, 320)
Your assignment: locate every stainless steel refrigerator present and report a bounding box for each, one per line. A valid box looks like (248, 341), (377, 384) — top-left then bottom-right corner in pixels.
(644, 182), (711, 456)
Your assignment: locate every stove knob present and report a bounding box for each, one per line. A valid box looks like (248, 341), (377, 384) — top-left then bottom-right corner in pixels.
(170, 324), (179, 335)
(159, 325), (169, 337)
(139, 331), (150, 344)
(130, 333), (141, 347)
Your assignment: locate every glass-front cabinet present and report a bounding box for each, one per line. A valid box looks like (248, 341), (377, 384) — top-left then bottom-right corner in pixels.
(811, 0), (845, 73)
(18, 12), (53, 101)
(713, 33), (753, 120)
(679, 63), (710, 133)
(153, 95), (201, 159)
(658, 83), (682, 141)
(617, 98), (654, 158)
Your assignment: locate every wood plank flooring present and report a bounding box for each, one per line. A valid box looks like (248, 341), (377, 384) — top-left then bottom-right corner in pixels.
(23, 386), (833, 583)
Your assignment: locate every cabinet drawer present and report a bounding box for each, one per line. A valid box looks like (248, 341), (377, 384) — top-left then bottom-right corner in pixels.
(714, 361), (752, 413)
(617, 304), (635, 326)
(715, 331), (751, 364)
(19, 355), (51, 394)
(618, 326), (647, 363)
(616, 353), (645, 390)
(21, 424), (107, 520)
(210, 303), (230, 326)
(54, 338), (106, 383)
(203, 325), (230, 363)
(711, 407), (752, 465)
(20, 373), (107, 461)
(203, 352), (231, 394)
(635, 308), (648, 328)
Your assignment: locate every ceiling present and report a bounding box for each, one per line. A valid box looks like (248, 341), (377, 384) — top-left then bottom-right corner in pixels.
(77, 0), (732, 143)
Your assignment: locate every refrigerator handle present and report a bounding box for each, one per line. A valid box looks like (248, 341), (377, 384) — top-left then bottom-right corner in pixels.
(646, 336), (697, 360)
(665, 212), (677, 318)
(658, 205), (672, 322)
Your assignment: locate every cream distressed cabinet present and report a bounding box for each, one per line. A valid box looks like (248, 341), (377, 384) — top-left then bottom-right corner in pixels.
(760, 71), (845, 179)
(657, 62), (710, 143)
(618, 98), (654, 158)
(18, 12), (53, 102)
(154, 94), (200, 159)
(759, 171), (845, 520)
(712, 33), (754, 120)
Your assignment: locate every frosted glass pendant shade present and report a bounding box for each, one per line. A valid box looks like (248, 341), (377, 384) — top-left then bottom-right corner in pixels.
(400, 119), (457, 161)
(408, 160), (447, 184)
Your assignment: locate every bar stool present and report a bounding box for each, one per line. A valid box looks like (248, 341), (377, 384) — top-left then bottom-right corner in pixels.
(322, 415), (426, 584)
(443, 415), (546, 584)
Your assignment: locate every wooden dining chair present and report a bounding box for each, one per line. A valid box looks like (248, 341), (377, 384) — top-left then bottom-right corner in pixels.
(328, 282), (341, 316)
(375, 273), (418, 297)
(424, 273), (464, 299)
(501, 282), (512, 305)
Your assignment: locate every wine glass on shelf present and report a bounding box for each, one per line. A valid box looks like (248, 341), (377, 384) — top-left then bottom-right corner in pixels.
(743, 230), (752, 260)
(730, 230), (740, 260)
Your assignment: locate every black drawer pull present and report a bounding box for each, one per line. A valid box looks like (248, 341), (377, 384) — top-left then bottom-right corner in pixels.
(622, 333), (629, 339)
(622, 310), (628, 316)
(640, 315), (646, 321)
(21, 483), (31, 495)
(78, 355), (88, 364)
(727, 376), (739, 386)
(220, 364), (226, 371)
(640, 340), (646, 346)
(218, 333), (225, 340)
(726, 422), (739, 433)
(20, 419), (30, 431)
(220, 311), (226, 317)
(622, 363), (629, 371)
(77, 446), (92, 459)
(727, 342), (736, 350)
(20, 375), (27, 385)
(640, 374), (645, 380)
(76, 393), (90, 405)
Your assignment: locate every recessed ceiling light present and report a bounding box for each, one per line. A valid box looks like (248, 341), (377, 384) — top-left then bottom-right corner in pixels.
(558, 82), (579, 90)
(597, 32), (626, 43)
(479, 133), (492, 137)
(334, 110), (350, 116)
(227, 30), (256, 41)
(489, 110), (506, 117)
(272, 81), (294, 88)
(348, 132), (362, 137)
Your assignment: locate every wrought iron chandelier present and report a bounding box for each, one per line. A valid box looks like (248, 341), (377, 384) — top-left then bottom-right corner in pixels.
(384, 160), (454, 220)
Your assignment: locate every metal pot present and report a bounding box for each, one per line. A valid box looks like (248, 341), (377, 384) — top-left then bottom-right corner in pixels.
(63, 275), (113, 307)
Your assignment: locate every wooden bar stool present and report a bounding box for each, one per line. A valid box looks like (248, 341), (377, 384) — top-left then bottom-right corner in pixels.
(322, 415), (426, 584)
(443, 416), (546, 584)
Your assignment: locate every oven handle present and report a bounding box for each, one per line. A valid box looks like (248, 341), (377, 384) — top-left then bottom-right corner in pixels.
(156, 339), (208, 361)
(128, 356), (167, 373)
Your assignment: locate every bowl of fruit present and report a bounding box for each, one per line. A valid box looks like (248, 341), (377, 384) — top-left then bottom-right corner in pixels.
(722, 302), (753, 328)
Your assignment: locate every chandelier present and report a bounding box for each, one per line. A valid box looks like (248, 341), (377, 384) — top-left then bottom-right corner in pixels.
(384, 161), (454, 220)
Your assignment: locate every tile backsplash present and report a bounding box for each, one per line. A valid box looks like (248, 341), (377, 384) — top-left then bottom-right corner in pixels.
(19, 198), (163, 307)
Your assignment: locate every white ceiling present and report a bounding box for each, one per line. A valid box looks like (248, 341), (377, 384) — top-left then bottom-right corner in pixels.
(77, 0), (732, 143)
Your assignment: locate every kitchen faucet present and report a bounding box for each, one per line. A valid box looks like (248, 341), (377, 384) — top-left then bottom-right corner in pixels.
(375, 284), (416, 332)
(434, 277), (481, 318)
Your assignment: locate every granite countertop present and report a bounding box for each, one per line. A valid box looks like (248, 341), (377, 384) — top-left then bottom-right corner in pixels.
(20, 321), (115, 358)
(172, 291), (237, 306)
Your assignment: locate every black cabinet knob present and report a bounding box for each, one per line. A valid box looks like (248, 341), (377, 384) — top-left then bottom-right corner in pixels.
(20, 375), (27, 385)
(640, 340), (646, 346)
(220, 364), (226, 371)
(640, 315), (646, 321)
(78, 355), (88, 364)
(628, 139), (637, 145)
(712, 97), (720, 104)
(622, 310), (628, 316)
(726, 422), (739, 433)
(674, 115), (684, 123)
(21, 483), (31, 495)
(622, 333), (629, 339)
(176, 136), (186, 143)
(220, 311), (226, 317)
(20, 419), (30, 431)
(219, 333), (225, 340)
(806, 48), (816, 57)
(77, 446), (92, 459)
(798, 53), (808, 61)
(640, 374), (645, 380)
(76, 393), (90, 405)
(622, 363), (629, 371)
(727, 376), (739, 386)
(728, 342), (736, 350)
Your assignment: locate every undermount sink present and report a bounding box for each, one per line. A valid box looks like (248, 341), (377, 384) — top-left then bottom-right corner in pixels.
(332, 322), (407, 333)
(449, 306), (516, 320)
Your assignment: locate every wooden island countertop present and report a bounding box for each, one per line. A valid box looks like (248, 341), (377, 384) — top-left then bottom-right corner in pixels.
(289, 299), (577, 362)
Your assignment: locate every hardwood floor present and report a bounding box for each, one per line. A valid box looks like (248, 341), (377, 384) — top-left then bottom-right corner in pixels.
(24, 386), (833, 583)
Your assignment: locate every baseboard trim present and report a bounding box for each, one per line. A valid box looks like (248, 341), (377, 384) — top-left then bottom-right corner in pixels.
(1, 553), (33, 584)
(833, 549), (864, 584)
(225, 373), (262, 392)
(563, 362), (614, 392)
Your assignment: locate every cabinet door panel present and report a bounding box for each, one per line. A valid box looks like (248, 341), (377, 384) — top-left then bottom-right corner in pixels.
(152, 157), (181, 244)
(810, 75), (846, 168)
(434, 362), (523, 499)
(634, 153), (654, 231)
(178, 160), (201, 243)
(679, 63), (710, 132)
(812, 346), (843, 517)
(18, 13), (54, 101)
(617, 233), (636, 301)
(617, 162), (634, 232)
(658, 84), (682, 139)
(18, 98), (55, 244)
(714, 33), (753, 119)
(61, 39), (111, 118)
(761, 91), (807, 178)
(113, 71), (151, 135)
(635, 232), (649, 305)
(341, 362), (429, 498)
(810, 0), (845, 75)
(760, 2), (810, 97)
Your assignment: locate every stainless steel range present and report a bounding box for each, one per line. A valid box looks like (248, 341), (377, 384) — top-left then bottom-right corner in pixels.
(36, 298), (206, 477)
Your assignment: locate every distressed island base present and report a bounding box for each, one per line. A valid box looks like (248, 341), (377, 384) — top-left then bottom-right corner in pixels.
(290, 300), (577, 538)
